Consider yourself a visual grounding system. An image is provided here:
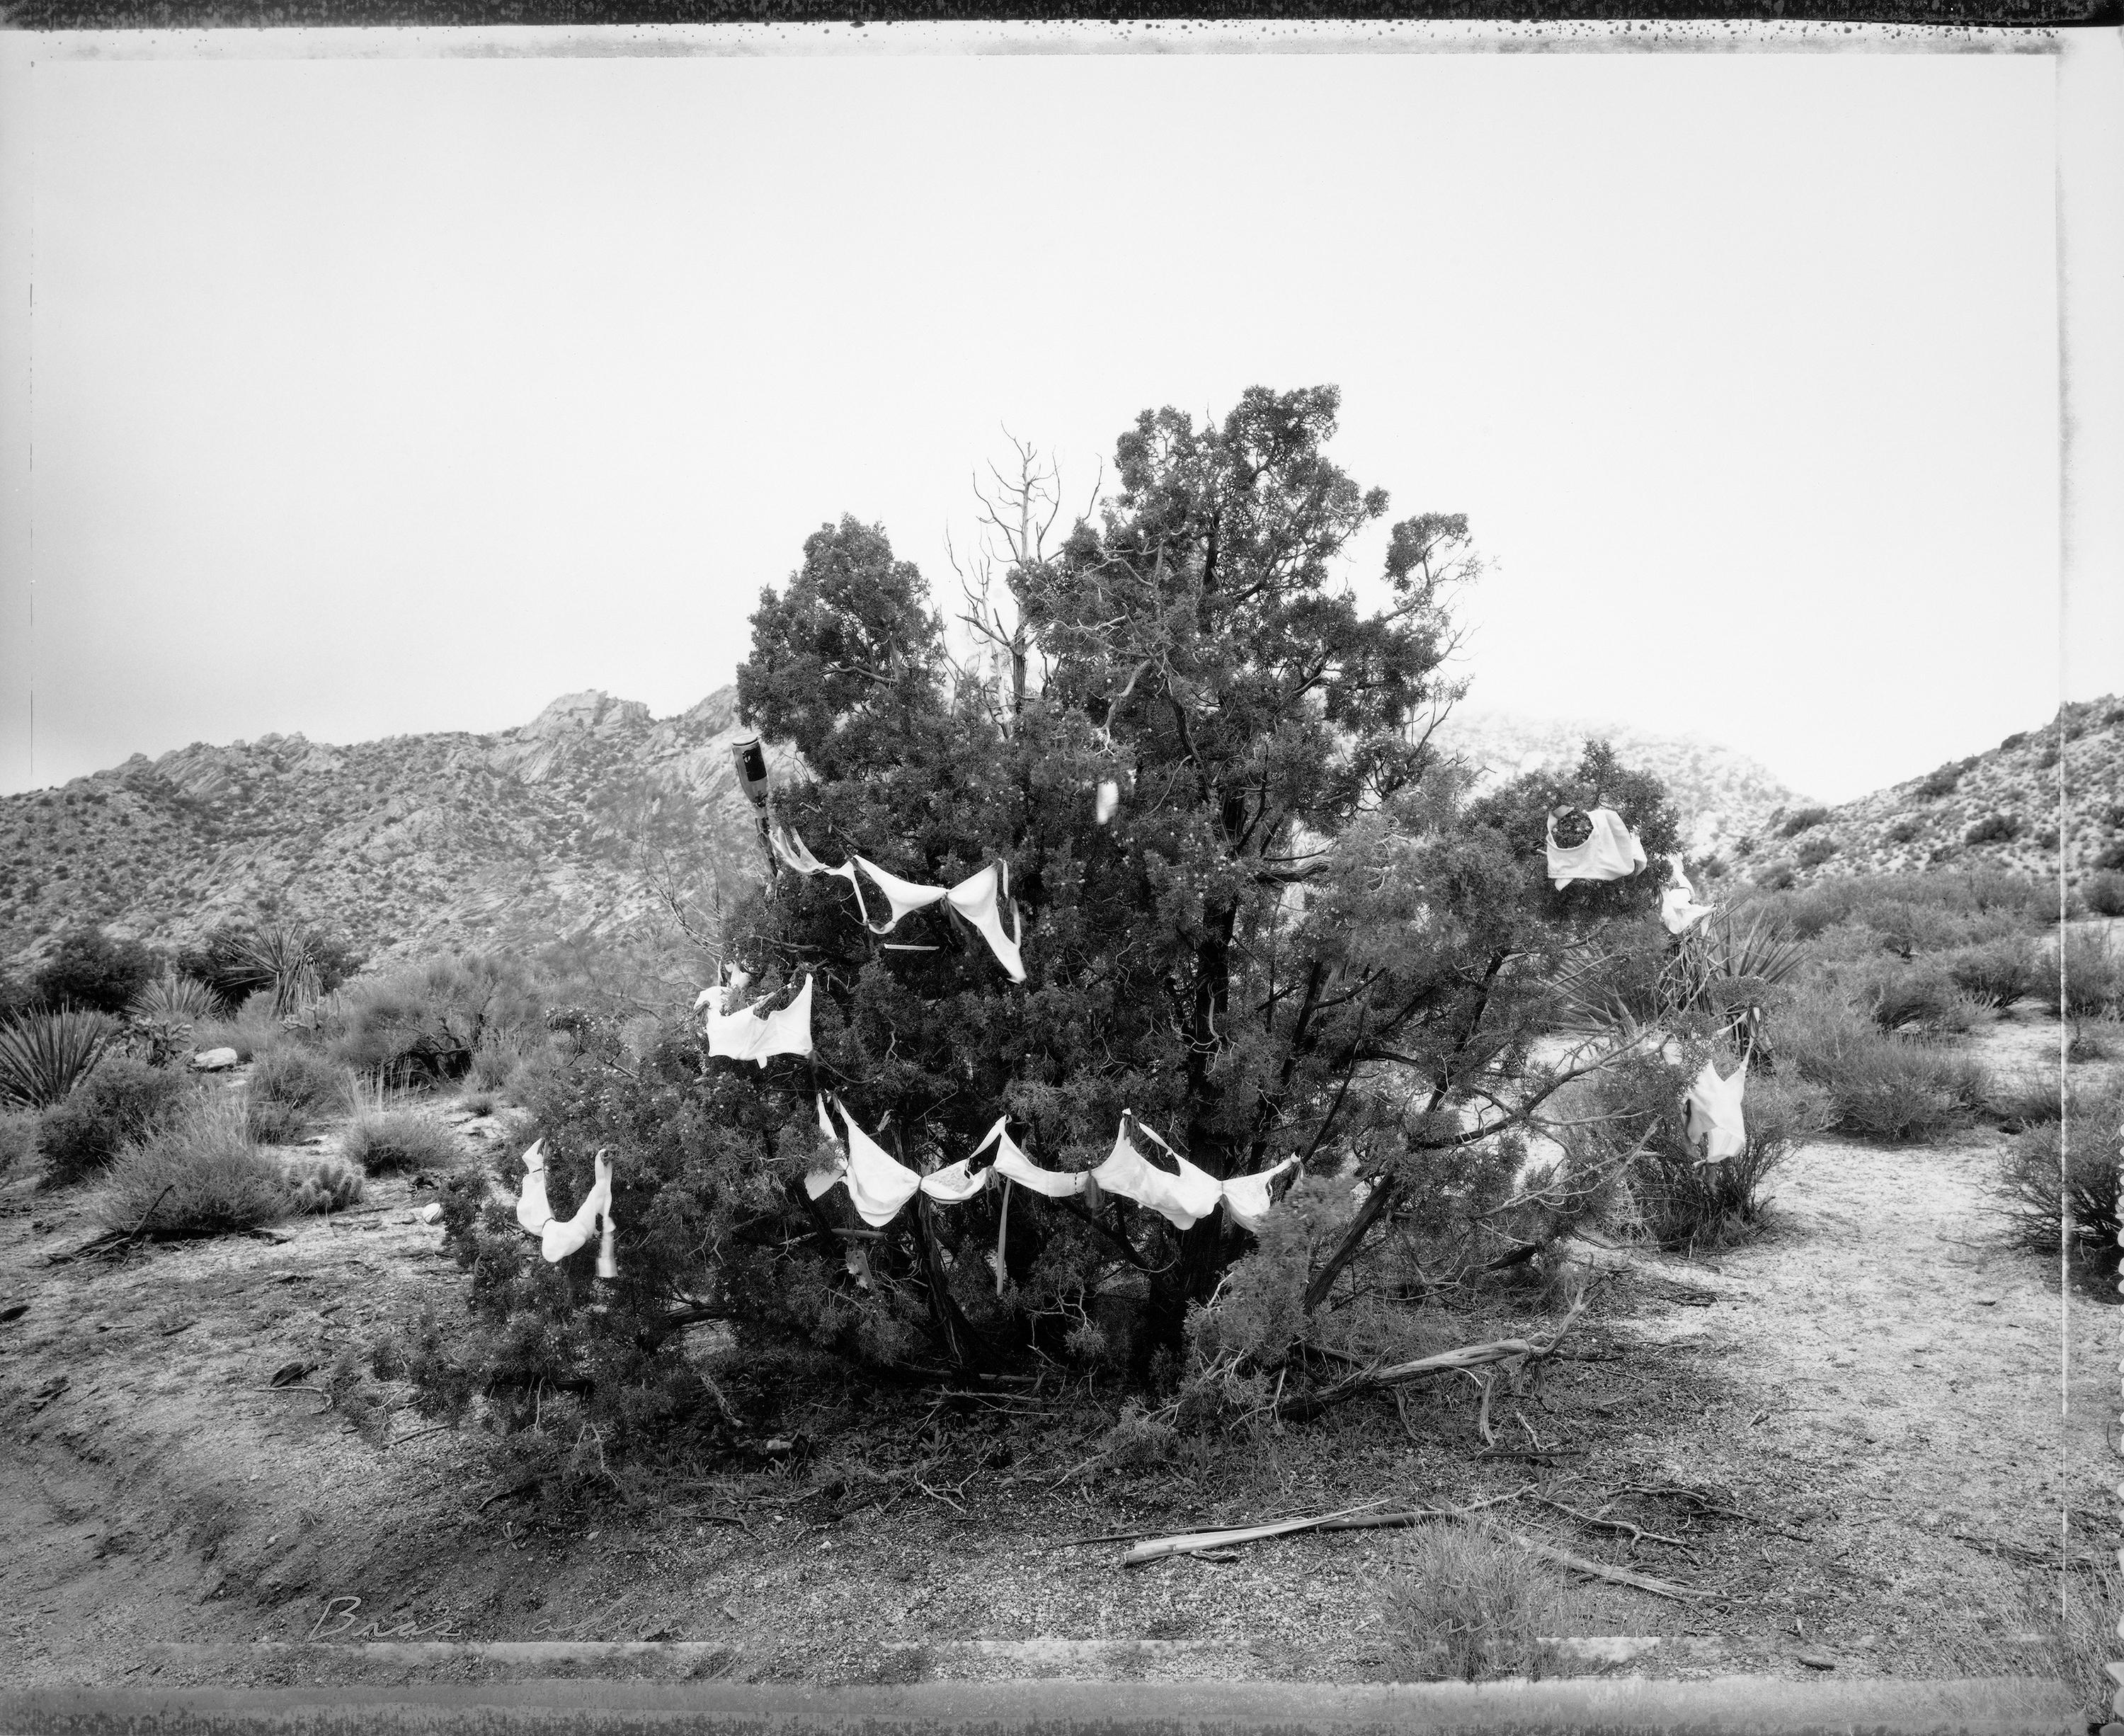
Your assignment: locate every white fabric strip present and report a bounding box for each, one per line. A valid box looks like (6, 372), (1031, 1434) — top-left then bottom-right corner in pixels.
(515, 1138), (552, 1235)
(539, 1148), (612, 1263)
(1220, 1155), (1300, 1230)
(854, 857), (952, 934)
(832, 1097), (925, 1228)
(946, 862), (1027, 982)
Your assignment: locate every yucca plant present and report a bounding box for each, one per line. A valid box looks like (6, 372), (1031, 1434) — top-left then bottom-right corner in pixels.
(234, 923), (326, 1020)
(0, 1007), (118, 1109)
(1658, 906), (1811, 1027)
(127, 973), (225, 1024)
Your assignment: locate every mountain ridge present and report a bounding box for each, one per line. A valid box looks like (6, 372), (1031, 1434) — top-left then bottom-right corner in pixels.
(4, 690), (2108, 976)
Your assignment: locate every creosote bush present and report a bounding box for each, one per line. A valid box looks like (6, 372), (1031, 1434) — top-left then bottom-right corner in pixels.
(1766, 983), (1987, 1142)
(2038, 928), (2123, 1020)
(38, 1056), (195, 1189)
(0, 1108), (37, 1177)
(343, 1107), (458, 1175)
(1946, 937), (2038, 1010)
(329, 954), (546, 1083)
(2082, 872), (2124, 918)
(1378, 1526), (1567, 1682)
(91, 1095), (293, 1238)
(1999, 1070), (2122, 1286)
(246, 1044), (349, 1145)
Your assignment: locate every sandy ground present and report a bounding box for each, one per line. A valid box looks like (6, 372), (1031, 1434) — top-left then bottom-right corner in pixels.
(0, 1007), (2109, 1706)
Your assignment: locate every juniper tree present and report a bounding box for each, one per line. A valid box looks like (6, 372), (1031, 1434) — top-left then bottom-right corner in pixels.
(410, 386), (1679, 1449)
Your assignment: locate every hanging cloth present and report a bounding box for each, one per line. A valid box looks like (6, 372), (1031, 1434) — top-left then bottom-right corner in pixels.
(769, 822), (874, 927)
(1662, 883), (1715, 937)
(972, 1114), (1087, 1198)
(1683, 1058), (1747, 1163)
(826, 1096), (924, 1228)
(1092, 1114), (1223, 1230)
(539, 1148), (613, 1263)
(515, 1139), (553, 1235)
(1220, 1155), (1301, 1231)
(947, 862), (1027, 983)
(917, 1159), (991, 1204)
(706, 974), (813, 1068)
(1547, 807), (1648, 890)
(804, 1092), (846, 1201)
(852, 857), (952, 935)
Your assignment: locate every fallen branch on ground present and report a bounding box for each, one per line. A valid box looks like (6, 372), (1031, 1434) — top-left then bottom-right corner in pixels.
(1119, 1487), (1531, 1567)
(1458, 1514), (1718, 1604)
(1529, 1494), (1694, 1554)
(1282, 1289), (1594, 1422)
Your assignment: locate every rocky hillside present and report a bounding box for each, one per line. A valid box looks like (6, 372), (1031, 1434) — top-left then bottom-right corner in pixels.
(0, 690), (794, 973)
(1435, 709), (1810, 857)
(1730, 695), (2124, 887)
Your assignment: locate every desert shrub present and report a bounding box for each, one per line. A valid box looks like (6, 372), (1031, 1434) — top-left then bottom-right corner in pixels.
(1989, 1072), (2066, 1132)
(1914, 765), (1962, 799)
(1999, 1071), (2122, 1284)
(0, 1007), (119, 1108)
(1379, 1525), (1566, 1682)
(91, 1094), (292, 1238)
(329, 954), (547, 1082)
(1885, 818), (1922, 845)
(188, 1001), (290, 1064)
(1097, 1399), (1179, 1468)
(1794, 835), (1837, 869)
(457, 1088), (499, 1117)
(1766, 983), (1987, 1141)
(2082, 872), (2124, 918)
(30, 925), (165, 1015)
(287, 1155), (365, 1214)
(1755, 863), (1795, 891)
(1575, 1045), (1827, 1250)
(1780, 806), (1832, 838)
(2036, 927), (2123, 1019)
(1999, 731), (2028, 751)
(1849, 960), (1978, 1035)
(1964, 813), (2021, 846)
(244, 1044), (348, 1144)
(0, 1109), (36, 1177)
(343, 1107), (457, 1175)
(36, 1056), (194, 1188)
(1946, 936), (2038, 1010)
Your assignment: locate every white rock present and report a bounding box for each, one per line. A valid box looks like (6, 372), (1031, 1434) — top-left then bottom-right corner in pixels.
(192, 1047), (239, 1070)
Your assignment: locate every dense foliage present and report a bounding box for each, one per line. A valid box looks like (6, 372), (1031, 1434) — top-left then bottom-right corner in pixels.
(409, 387), (1684, 1451)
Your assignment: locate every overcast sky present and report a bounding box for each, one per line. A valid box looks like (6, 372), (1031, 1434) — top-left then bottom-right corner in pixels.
(3, 28), (2118, 806)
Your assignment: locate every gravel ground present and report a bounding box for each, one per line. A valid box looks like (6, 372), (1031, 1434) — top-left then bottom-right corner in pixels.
(0, 1016), (2107, 1706)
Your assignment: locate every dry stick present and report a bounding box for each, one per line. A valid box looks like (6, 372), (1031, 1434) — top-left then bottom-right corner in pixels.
(1121, 1498), (1394, 1567)
(1456, 1514), (1717, 1604)
(1529, 1494), (1694, 1554)
(1285, 1291), (1592, 1421)
(1120, 1487), (1531, 1567)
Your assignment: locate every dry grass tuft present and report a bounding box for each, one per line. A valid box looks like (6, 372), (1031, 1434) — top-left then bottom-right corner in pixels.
(1377, 1523), (1568, 1682)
